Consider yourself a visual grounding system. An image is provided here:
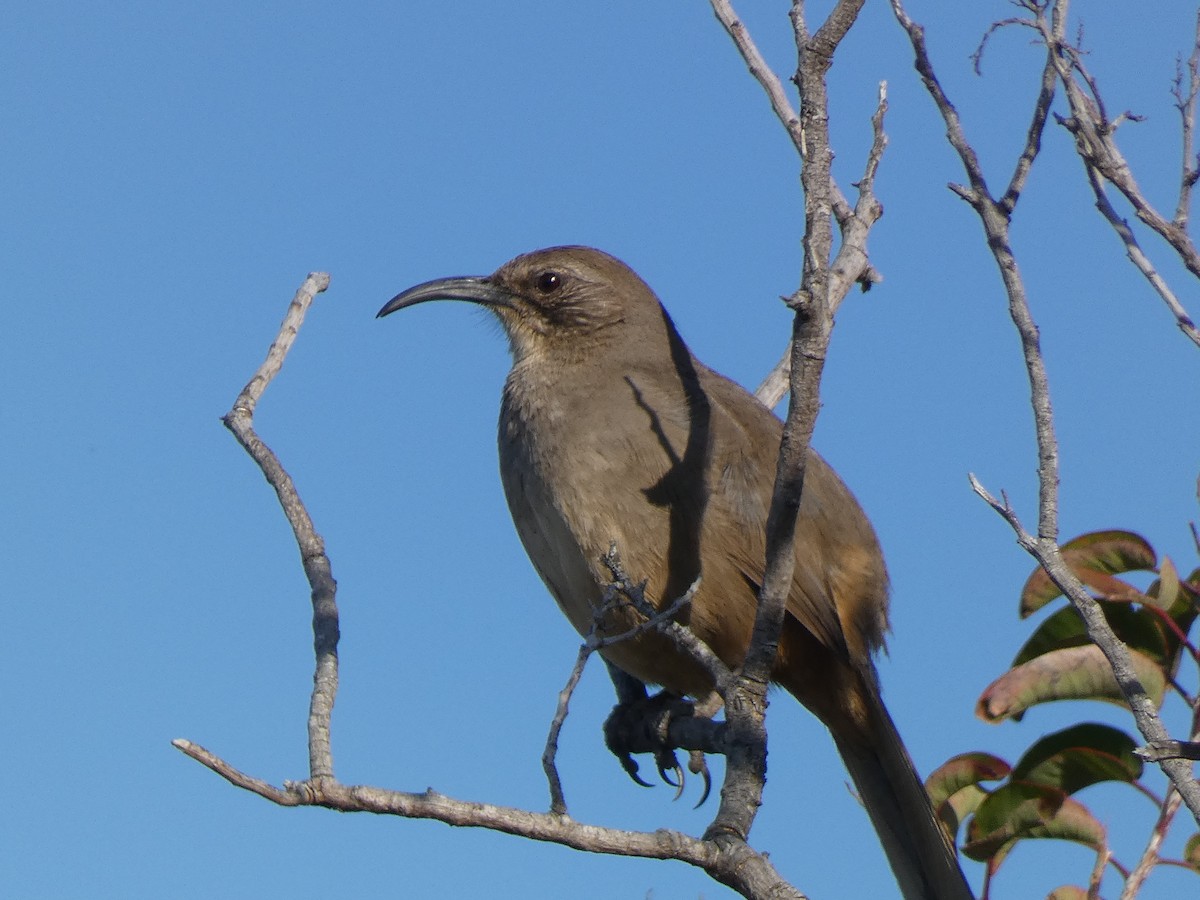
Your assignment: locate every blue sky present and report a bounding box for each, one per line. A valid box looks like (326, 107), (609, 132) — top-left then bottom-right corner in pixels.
(4, 2), (1199, 898)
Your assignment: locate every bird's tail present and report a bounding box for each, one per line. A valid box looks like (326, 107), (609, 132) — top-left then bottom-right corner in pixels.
(829, 682), (974, 900)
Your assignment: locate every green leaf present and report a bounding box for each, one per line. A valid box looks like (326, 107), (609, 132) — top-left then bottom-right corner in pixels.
(1020, 530), (1156, 616)
(1010, 723), (1143, 794)
(1012, 600), (1169, 668)
(1185, 833), (1200, 871)
(926, 752), (1011, 807)
(977, 645), (1166, 722)
(926, 753), (1010, 842)
(963, 782), (1106, 862)
(1046, 888), (1088, 900)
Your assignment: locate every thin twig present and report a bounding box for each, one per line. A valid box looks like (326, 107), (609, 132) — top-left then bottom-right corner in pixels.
(1082, 164), (1200, 348)
(970, 475), (1200, 821)
(220, 272), (339, 781)
(710, 0), (882, 409)
(1049, 10), (1200, 279)
(542, 641), (590, 816)
(1120, 790), (1183, 899)
(541, 570), (707, 816)
(1171, 10), (1200, 228)
(1000, 4), (1061, 214)
(892, 0), (1200, 821)
(601, 547), (729, 683)
(755, 80), (889, 411)
(177, 277), (808, 900)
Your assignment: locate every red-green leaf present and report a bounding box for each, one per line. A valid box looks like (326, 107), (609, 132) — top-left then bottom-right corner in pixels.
(926, 753), (1010, 842)
(1020, 530), (1156, 616)
(1046, 887), (1088, 900)
(1012, 600), (1170, 668)
(977, 645), (1166, 722)
(963, 782), (1106, 862)
(1185, 833), (1200, 871)
(1010, 723), (1143, 793)
(926, 753), (1011, 807)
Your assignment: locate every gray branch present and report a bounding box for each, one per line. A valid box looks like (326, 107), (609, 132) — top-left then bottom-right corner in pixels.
(176, 274), (807, 900)
(708, 0), (884, 860)
(220, 272), (339, 781)
(892, 0), (1200, 824)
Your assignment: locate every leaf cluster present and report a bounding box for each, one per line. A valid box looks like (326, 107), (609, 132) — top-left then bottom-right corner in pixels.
(929, 530), (1200, 895)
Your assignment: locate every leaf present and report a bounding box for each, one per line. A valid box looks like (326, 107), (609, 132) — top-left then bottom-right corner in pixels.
(1145, 555), (1181, 611)
(977, 645), (1166, 722)
(937, 784), (990, 846)
(926, 753), (1010, 842)
(1186, 567), (1200, 590)
(926, 753), (1011, 807)
(1046, 888), (1089, 900)
(1185, 833), (1200, 871)
(963, 782), (1106, 862)
(1020, 530), (1156, 616)
(1012, 600), (1169, 668)
(1010, 723), (1143, 794)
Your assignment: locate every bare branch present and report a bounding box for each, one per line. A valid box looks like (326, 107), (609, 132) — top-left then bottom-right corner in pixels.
(1172, 10), (1200, 228)
(1121, 789), (1184, 899)
(755, 80), (889, 410)
(1082, 164), (1200, 348)
(173, 738), (304, 806)
(542, 564), (714, 816)
(1049, 15), (1200, 280)
(220, 272), (339, 781)
(889, 0), (994, 210)
(893, 0), (1200, 820)
(1000, 4), (1063, 214)
(690, 3), (897, 872)
(181, 276), (807, 900)
(708, 0), (805, 161)
(600, 548), (729, 684)
(708, 0), (883, 301)
(1135, 740), (1200, 763)
(542, 641), (590, 816)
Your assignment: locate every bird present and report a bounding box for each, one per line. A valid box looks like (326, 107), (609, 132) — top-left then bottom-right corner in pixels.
(378, 245), (973, 900)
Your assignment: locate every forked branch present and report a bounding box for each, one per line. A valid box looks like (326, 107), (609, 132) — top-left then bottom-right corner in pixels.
(890, 0), (1200, 822)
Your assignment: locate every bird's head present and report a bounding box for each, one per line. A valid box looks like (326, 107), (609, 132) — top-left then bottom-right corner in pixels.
(378, 246), (666, 363)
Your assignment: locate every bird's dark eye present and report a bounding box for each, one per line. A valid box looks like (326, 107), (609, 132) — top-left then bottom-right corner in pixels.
(535, 271), (561, 294)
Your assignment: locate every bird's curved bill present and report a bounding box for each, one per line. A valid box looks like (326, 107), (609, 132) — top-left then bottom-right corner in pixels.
(377, 276), (512, 318)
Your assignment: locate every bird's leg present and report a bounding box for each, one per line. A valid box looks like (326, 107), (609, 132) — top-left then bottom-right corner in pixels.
(601, 662), (718, 804)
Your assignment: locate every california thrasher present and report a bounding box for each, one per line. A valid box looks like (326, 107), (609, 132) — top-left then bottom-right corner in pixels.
(379, 246), (973, 900)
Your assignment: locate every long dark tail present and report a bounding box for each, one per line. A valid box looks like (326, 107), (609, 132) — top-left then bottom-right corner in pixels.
(831, 684), (975, 900)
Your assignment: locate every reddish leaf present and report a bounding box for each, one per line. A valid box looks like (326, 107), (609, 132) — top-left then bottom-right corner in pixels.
(1010, 723), (1142, 794)
(964, 782), (1105, 862)
(926, 752), (1011, 807)
(1020, 530), (1156, 616)
(1012, 600), (1169, 668)
(926, 753), (1010, 842)
(977, 645), (1166, 722)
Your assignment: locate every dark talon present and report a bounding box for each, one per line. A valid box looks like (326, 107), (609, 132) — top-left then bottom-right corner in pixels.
(656, 753), (681, 787)
(689, 750), (712, 807)
(618, 753), (654, 788)
(604, 689), (701, 799)
(656, 752), (685, 799)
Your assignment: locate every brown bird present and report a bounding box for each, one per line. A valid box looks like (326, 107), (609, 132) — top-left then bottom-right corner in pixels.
(379, 246), (973, 900)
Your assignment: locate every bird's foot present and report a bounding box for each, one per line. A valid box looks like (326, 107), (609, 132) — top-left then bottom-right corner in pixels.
(602, 691), (712, 805)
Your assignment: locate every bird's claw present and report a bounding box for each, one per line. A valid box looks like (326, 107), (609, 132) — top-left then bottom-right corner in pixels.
(610, 746), (654, 788)
(688, 749), (712, 807)
(603, 691), (708, 803)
